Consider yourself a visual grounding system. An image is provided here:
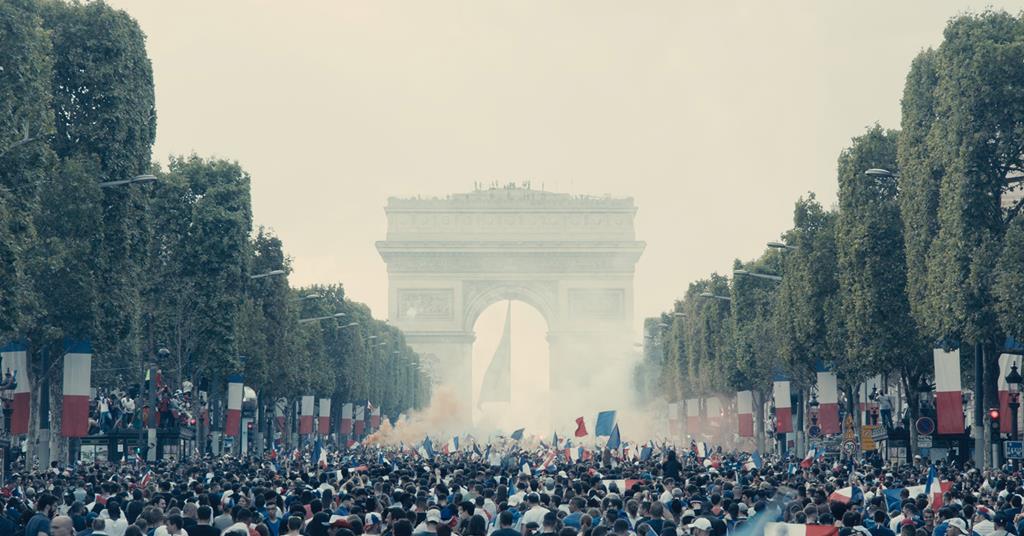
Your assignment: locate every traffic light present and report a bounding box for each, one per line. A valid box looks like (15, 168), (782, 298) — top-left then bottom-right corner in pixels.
(989, 408), (1001, 431)
(246, 421), (254, 431)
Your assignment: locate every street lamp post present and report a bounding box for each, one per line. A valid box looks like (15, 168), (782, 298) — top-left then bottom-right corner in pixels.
(1006, 364), (1022, 461)
(698, 291), (732, 302)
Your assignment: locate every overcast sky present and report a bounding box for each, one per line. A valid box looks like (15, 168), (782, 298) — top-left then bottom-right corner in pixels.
(106, 1), (1024, 415)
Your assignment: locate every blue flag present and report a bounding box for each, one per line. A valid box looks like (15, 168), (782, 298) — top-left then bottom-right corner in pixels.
(552, 431), (559, 448)
(312, 437), (323, 467)
(640, 442), (653, 461)
(883, 489), (903, 513)
(596, 410), (617, 436)
(606, 424), (621, 450)
(751, 451), (763, 470)
(473, 443), (482, 457)
(422, 437), (435, 458)
(511, 428), (525, 441)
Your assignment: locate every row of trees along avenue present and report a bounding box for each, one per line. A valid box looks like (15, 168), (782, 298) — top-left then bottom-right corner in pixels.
(0, 0), (430, 463)
(635, 11), (1024, 463)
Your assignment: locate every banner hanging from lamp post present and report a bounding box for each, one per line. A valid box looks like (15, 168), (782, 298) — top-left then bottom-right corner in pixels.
(225, 374), (243, 437)
(318, 398), (331, 436)
(61, 340), (92, 438)
(934, 348), (964, 435)
(0, 342), (29, 435)
(299, 395), (314, 435)
(773, 380), (793, 433)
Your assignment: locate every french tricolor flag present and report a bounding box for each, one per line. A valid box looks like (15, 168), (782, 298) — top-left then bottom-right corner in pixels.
(999, 354), (1022, 433)
(685, 398), (700, 434)
(299, 395), (314, 435)
(318, 398), (331, 436)
(764, 522), (838, 536)
(1, 342), (29, 435)
(601, 479), (641, 493)
(828, 486), (863, 504)
(816, 368), (840, 435)
(737, 391), (754, 437)
(370, 405), (381, 432)
(799, 447), (822, 468)
(774, 380), (793, 433)
(340, 402), (353, 435)
(61, 341), (92, 438)
(354, 405), (365, 437)
(933, 348), (964, 435)
(225, 374), (244, 437)
(274, 398), (286, 432)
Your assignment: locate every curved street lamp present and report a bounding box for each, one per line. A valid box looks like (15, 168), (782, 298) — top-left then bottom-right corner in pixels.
(250, 269), (286, 280)
(734, 269), (783, 282)
(698, 291), (732, 302)
(99, 174), (159, 188)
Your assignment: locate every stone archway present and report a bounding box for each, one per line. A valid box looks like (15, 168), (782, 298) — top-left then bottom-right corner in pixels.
(377, 184), (645, 426)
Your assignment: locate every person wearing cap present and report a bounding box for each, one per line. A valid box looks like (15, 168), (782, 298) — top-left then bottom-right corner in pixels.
(688, 517), (713, 536)
(945, 518), (969, 536)
(412, 509), (441, 536)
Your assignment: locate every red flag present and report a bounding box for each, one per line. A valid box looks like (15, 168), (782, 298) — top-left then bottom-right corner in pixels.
(574, 417), (588, 437)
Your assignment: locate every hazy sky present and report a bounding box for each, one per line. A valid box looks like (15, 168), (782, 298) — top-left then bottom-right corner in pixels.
(106, 1), (1024, 416)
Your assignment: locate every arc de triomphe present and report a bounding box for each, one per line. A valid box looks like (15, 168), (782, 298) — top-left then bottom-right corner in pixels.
(377, 185), (644, 425)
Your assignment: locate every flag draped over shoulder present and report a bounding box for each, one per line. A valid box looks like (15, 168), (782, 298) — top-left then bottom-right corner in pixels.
(478, 301), (512, 407)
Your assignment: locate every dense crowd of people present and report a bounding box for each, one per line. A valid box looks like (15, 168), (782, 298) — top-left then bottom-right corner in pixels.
(4, 441), (1024, 536)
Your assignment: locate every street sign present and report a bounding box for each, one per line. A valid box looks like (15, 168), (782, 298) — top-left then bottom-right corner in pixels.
(917, 435), (932, 448)
(871, 425), (889, 442)
(841, 440), (857, 455)
(916, 417), (935, 436)
(1005, 440), (1024, 459)
(808, 425), (822, 438)
(861, 426), (877, 451)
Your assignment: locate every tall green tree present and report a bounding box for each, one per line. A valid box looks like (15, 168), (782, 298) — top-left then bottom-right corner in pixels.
(774, 194), (840, 386)
(835, 127), (915, 385)
(922, 12), (1024, 419)
(39, 0), (157, 374)
(0, 0), (55, 341)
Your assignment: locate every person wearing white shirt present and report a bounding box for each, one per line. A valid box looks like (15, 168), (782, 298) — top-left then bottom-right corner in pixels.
(518, 494), (547, 530)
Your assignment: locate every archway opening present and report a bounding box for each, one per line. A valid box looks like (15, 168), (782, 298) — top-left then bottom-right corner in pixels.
(471, 300), (550, 433)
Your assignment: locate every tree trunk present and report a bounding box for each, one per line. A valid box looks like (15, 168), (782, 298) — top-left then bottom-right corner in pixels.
(48, 365), (68, 465)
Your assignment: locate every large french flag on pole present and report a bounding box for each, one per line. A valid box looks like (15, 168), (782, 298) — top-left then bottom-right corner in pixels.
(686, 398), (700, 434)
(370, 405), (381, 431)
(934, 348), (964, 435)
(340, 402), (353, 435)
(774, 380), (793, 433)
(999, 353), (1022, 433)
(354, 405), (365, 437)
(816, 368), (841, 435)
(274, 398), (286, 432)
(299, 395), (315, 435)
(318, 398), (331, 436)
(737, 391), (754, 437)
(225, 374), (244, 437)
(1, 342), (29, 435)
(61, 340), (92, 437)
